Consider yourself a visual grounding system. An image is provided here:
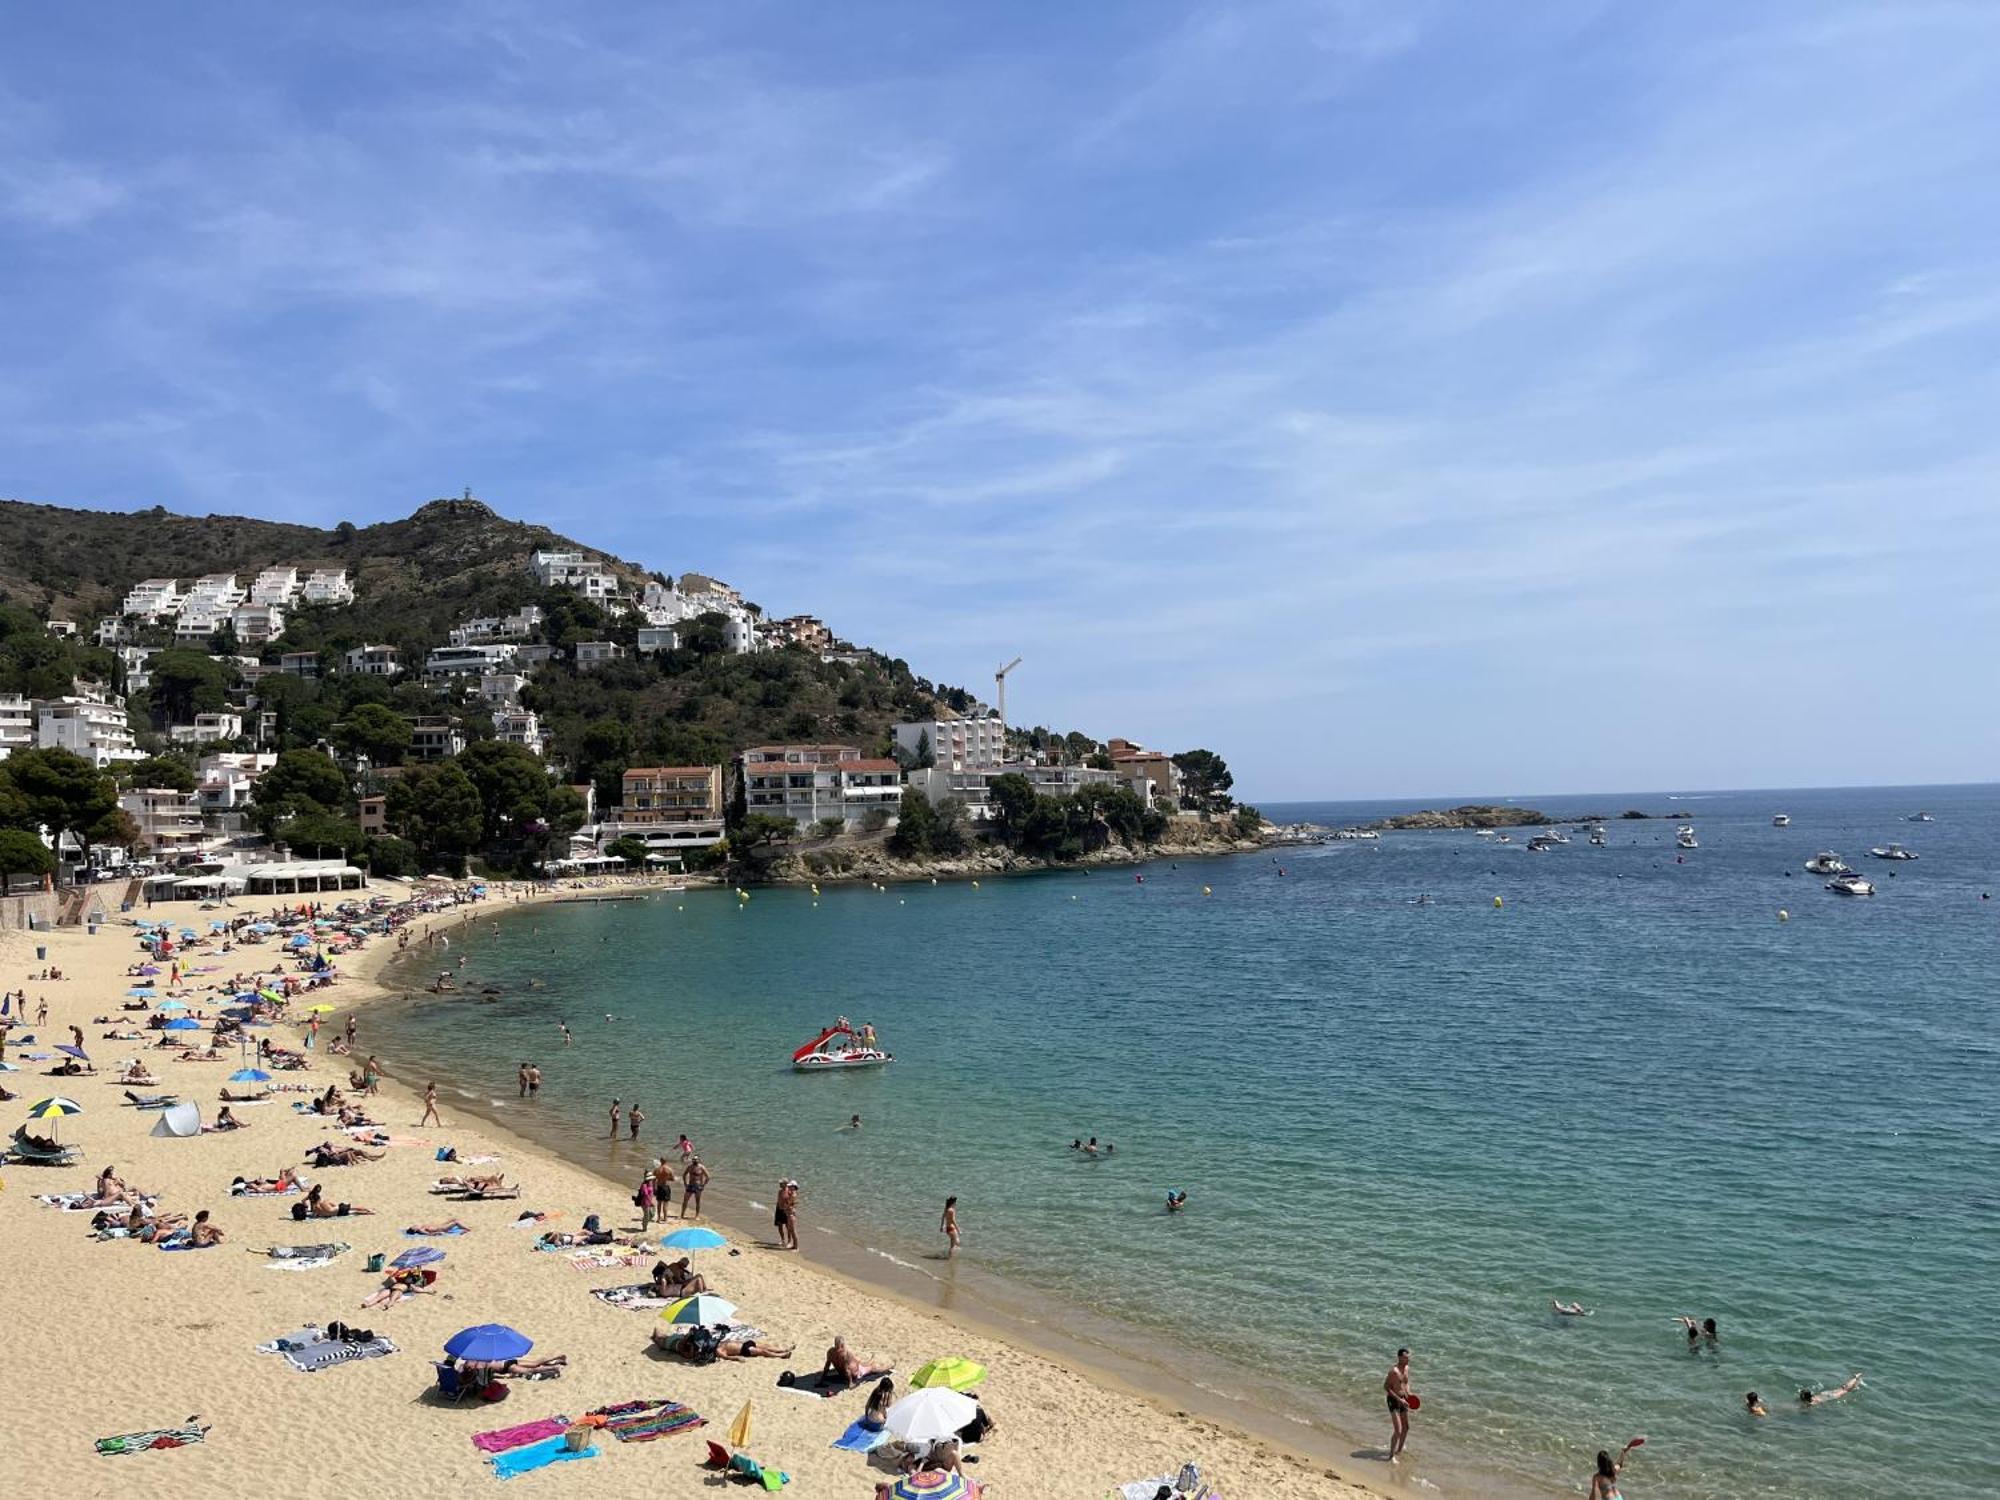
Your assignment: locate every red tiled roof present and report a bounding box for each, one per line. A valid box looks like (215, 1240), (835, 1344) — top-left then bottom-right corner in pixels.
(623, 766), (718, 779)
(840, 759), (901, 774)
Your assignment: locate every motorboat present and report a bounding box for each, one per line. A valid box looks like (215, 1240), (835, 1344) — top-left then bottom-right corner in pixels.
(1675, 826), (1699, 849)
(1804, 852), (1850, 875)
(1868, 844), (1918, 861)
(1825, 872), (1875, 896)
(1907, 812), (1933, 823)
(1772, 814), (1790, 827)
(1526, 835), (1558, 852)
(1540, 829), (1570, 844)
(1588, 825), (1608, 846)
(1494, 834), (1512, 844)
(1475, 829), (1497, 839)
(1331, 829), (1380, 841)
(791, 1024), (893, 1071)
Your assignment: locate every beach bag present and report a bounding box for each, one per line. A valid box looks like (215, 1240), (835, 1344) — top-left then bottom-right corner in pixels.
(683, 1326), (722, 1365)
(563, 1424), (592, 1452)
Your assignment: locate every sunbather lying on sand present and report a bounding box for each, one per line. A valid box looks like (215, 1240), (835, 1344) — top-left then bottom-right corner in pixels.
(118, 1064), (158, 1085)
(452, 1354), (568, 1383)
(218, 1088), (268, 1103)
(231, 1168), (302, 1195)
(129, 1208), (188, 1243)
(295, 1184), (373, 1218)
(306, 1141), (384, 1168)
(433, 1173), (505, 1193)
(651, 1323), (792, 1359)
(360, 1266), (437, 1309)
(405, 1219), (470, 1236)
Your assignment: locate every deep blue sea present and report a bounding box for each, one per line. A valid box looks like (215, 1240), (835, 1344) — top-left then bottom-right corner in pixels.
(369, 784), (1999, 1500)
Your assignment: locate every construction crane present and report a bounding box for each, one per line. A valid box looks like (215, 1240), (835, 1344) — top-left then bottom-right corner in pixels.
(994, 656), (1023, 727)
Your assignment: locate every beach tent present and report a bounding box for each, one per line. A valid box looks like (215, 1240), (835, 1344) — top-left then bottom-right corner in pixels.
(150, 1102), (202, 1138)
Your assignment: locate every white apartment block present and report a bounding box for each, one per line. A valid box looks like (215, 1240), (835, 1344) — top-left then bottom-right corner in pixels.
(46, 618), (77, 638)
(169, 711), (245, 746)
(513, 643), (557, 668)
(575, 640), (624, 668)
(37, 694), (142, 767)
(491, 708), (545, 756)
(893, 716), (1008, 770)
(231, 604), (285, 644)
(449, 606), (543, 646)
(196, 752), (276, 817)
(0, 694), (33, 760)
(187, 573), (247, 611)
(529, 550), (618, 599)
(741, 754), (902, 831)
(250, 566), (301, 605)
(121, 579), (182, 620)
(426, 643), (518, 676)
(905, 761), (1121, 820)
(95, 616), (137, 647)
(636, 582), (757, 652)
(636, 625), (678, 654)
(300, 568), (353, 605)
(479, 673), (527, 704)
(118, 788), (207, 857)
(344, 644), (400, 677)
(277, 651), (322, 678)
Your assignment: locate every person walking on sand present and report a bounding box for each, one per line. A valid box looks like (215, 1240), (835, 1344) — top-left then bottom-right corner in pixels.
(636, 1173), (657, 1231)
(420, 1081), (442, 1127)
(776, 1178), (800, 1250)
(940, 1196), (960, 1258)
(629, 1104), (645, 1141)
(608, 1099), (621, 1139)
(345, 1014), (357, 1048)
(681, 1157), (709, 1218)
(1385, 1348), (1414, 1460)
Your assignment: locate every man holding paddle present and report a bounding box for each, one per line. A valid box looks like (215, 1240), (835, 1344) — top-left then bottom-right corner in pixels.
(1386, 1347), (1417, 1460)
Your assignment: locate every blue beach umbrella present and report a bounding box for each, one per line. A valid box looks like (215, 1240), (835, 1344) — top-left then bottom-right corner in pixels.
(155, 999), (188, 1012)
(126, 987), (155, 998)
(659, 1227), (728, 1252)
(163, 1017), (203, 1032)
(228, 1068), (272, 1083)
(56, 1044), (90, 1062)
(393, 1246), (447, 1269)
(443, 1324), (531, 1361)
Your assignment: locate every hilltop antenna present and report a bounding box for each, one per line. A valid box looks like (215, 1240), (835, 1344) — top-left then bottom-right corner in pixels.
(995, 656), (1022, 727)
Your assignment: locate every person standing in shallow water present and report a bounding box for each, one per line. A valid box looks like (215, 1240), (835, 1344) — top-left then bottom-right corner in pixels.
(940, 1196), (960, 1258)
(628, 1104), (645, 1141)
(608, 1099), (621, 1139)
(1385, 1348), (1413, 1460)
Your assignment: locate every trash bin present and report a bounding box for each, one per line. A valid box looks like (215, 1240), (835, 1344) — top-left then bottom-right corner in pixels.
(35, 945), (47, 961)
(88, 924), (99, 936)
(365, 1252), (386, 1273)
(121, 901), (134, 914)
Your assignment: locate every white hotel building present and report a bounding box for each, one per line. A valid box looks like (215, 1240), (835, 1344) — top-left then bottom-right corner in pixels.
(0, 694), (34, 760)
(892, 716), (1008, 770)
(37, 694), (143, 767)
(739, 745), (902, 831)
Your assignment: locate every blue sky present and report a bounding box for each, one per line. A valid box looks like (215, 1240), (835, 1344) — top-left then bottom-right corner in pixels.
(4, 3), (1997, 801)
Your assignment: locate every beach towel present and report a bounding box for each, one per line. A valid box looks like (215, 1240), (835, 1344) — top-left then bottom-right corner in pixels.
(832, 1419), (889, 1453)
(263, 1254), (337, 1271)
(266, 1242), (348, 1260)
(282, 1336), (397, 1373)
(489, 1434), (599, 1478)
(392, 1246), (447, 1268)
(564, 1251), (643, 1271)
(231, 1181), (305, 1197)
(470, 1416), (572, 1454)
(590, 1398), (706, 1443)
(159, 1237), (216, 1251)
(776, 1369), (885, 1398)
(95, 1422), (208, 1456)
(405, 1224), (469, 1236)
(589, 1284), (669, 1312)
(255, 1326), (325, 1354)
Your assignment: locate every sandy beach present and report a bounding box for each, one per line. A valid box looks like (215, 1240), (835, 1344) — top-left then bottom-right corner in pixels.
(0, 885), (1401, 1500)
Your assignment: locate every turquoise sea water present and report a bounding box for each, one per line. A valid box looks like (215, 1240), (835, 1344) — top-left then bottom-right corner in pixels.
(369, 784), (2000, 1500)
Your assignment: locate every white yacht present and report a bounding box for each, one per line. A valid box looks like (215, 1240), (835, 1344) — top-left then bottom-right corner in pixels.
(1675, 826), (1699, 849)
(1772, 814), (1790, 827)
(1526, 834), (1559, 852)
(1588, 825), (1608, 846)
(1907, 812), (1934, 823)
(1825, 872), (1875, 896)
(1804, 852), (1850, 875)
(1331, 829), (1380, 841)
(1868, 844), (1918, 861)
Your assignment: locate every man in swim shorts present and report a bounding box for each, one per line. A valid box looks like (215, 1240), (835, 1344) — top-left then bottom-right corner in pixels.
(1385, 1348), (1413, 1460)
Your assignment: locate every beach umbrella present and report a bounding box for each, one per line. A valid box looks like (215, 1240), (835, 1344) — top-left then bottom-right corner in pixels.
(228, 1068), (271, 1084)
(889, 1475), (975, 1500)
(306, 1003), (337, 1013)
(155, 999), (188, 1012)
(163, 1017), (203, 1032)
(727, 1399), (753, 1450)
(658, 1294), (737, 1327)
(24, 1096), (83, 1141)
(659, 1227), (728, 1252)
(258, 989), (284, 1004)
(55, 1044), (90, 1062)
(884, 1388), (977, 1443)
(392, 1246), (446, 1269)
(125, 987), (155, 998)
(910, 1357), (987, 1392)
(136, 964), (161, 975)
(0, 1061), (18, 1072)
(443, 1324), (532, 1362)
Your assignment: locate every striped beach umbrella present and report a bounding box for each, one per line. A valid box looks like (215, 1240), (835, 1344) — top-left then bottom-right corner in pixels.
(24, 1096), (83, 1140)
(890, 1473), (975, 1500)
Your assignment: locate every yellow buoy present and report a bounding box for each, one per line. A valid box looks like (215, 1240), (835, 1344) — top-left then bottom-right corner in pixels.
(1493, 895), (1504, 908)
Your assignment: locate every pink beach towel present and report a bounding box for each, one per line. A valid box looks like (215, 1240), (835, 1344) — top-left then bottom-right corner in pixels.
(471, 1416), (572, 1454)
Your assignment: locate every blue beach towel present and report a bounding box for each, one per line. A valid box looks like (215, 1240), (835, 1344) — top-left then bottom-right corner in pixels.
(832, 1419), (888, 1453)
(403, 1225), (469, 1237)
(489, 1434), (599, 1479)
(159, 1238), (216, 1251)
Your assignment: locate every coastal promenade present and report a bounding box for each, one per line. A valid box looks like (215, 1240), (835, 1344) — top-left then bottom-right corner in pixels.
(0, 880), (1394, 1500)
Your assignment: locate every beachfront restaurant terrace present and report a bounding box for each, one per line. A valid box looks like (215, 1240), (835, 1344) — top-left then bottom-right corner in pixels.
(141, 858), (367, 902)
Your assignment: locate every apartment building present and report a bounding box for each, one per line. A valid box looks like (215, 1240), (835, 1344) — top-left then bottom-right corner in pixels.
(409, 717), (466, 761)
(118, 788), (207, 858)
(739, 746), (902, 831)
(0, 694), (33, 760)
(491, 708), (545, 756)
(449, 606), (543, 645)
(357, 794), (388, 837)
(636, 581), (758, 652)
(250, 567), (301, 605)
(529, 550), (619, 599)
(277, 651), (322, 678)
(607, 765), (725, 854)
(905, 761), (1120, 819)
(168, 710), (245, 746)
(765, 615), (833, 652)
(1107, 738), (1183, 806)
(230, 604), (285, 645)
(575, 641), (624, 668)
(95, 616), (137, 647)
(300, 568), (354, 605)
(37, 694), (142, 767)
(426, 643), (518, 676)
(635, 626), (678, 654)
(892, 716), (1008, 771)
(344, 644), (401, 677)
(195, 752), (276, 821)
(121, 579), (182, 620)
(478, 672), (527, 704)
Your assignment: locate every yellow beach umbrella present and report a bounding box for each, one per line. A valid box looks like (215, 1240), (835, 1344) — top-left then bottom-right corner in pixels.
(306, 1003), (337, 1013)
(727, 1399), (753, 1450)
(910, 1356), (987, 1391)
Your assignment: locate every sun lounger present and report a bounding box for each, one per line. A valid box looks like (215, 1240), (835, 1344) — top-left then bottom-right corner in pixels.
(456, 1184), (521, 1200)
(123, 1091), (180, 1109)
(7, 1131), (81, 1166)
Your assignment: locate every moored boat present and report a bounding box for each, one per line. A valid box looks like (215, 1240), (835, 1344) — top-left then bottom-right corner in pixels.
(792, 1024), (893, 1071)
(1772, 814), (1790, 827)
(1868, 844), (1918, 861)
(1825, 872), (1875, 896)
(1804, 852), (1850, 875)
